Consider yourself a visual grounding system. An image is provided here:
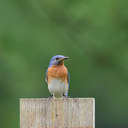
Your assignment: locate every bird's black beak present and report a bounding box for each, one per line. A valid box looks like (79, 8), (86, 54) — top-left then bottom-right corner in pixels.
(58, 56), (69, 62)
(63, 56), (69, 60)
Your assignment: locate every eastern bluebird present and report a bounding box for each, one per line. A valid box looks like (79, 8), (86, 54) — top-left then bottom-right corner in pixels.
(45, 55), (70, 98)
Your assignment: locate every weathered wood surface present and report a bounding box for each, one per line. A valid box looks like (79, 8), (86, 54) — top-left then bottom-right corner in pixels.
(20, 98), (95, 128)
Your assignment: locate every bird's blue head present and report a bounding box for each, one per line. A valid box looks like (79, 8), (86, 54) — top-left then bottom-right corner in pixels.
(49, 55), (69, 67)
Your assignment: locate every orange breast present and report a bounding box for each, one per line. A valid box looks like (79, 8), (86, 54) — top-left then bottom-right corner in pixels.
(47, 64), (68, 83)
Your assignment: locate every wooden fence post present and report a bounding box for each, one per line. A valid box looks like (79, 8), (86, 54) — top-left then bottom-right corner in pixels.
(20, 98), (95, 128)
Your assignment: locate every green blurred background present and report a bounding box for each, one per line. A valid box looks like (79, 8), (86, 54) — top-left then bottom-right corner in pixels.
(0, 0), (128, 128)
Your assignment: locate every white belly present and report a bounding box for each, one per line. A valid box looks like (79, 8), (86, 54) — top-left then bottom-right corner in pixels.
(48, 79), (67, 97)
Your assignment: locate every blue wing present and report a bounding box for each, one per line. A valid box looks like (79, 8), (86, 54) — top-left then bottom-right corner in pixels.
(65, 72), (70, 97)
(45, 69), (48, 84)
(67, 72), (70, 85)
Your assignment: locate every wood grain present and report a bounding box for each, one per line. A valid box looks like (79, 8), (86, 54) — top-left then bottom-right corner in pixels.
(20, 98), (95, 128)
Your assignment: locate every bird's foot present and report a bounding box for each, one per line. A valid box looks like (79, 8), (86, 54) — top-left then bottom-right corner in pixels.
(48, 94), (53, 99)
(63, 94), (70, 99)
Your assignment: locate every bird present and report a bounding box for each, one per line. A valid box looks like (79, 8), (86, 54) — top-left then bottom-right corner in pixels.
(45, 55), (70, 98)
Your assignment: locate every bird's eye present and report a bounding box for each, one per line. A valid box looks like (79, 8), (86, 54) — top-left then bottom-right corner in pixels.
(56, 58), (59, 60)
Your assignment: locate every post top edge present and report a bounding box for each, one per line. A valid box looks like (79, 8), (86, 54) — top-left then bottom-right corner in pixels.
(20, 98), (95, 101)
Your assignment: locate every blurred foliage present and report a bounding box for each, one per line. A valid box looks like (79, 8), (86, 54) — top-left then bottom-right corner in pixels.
(0, 0), (128, 128)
